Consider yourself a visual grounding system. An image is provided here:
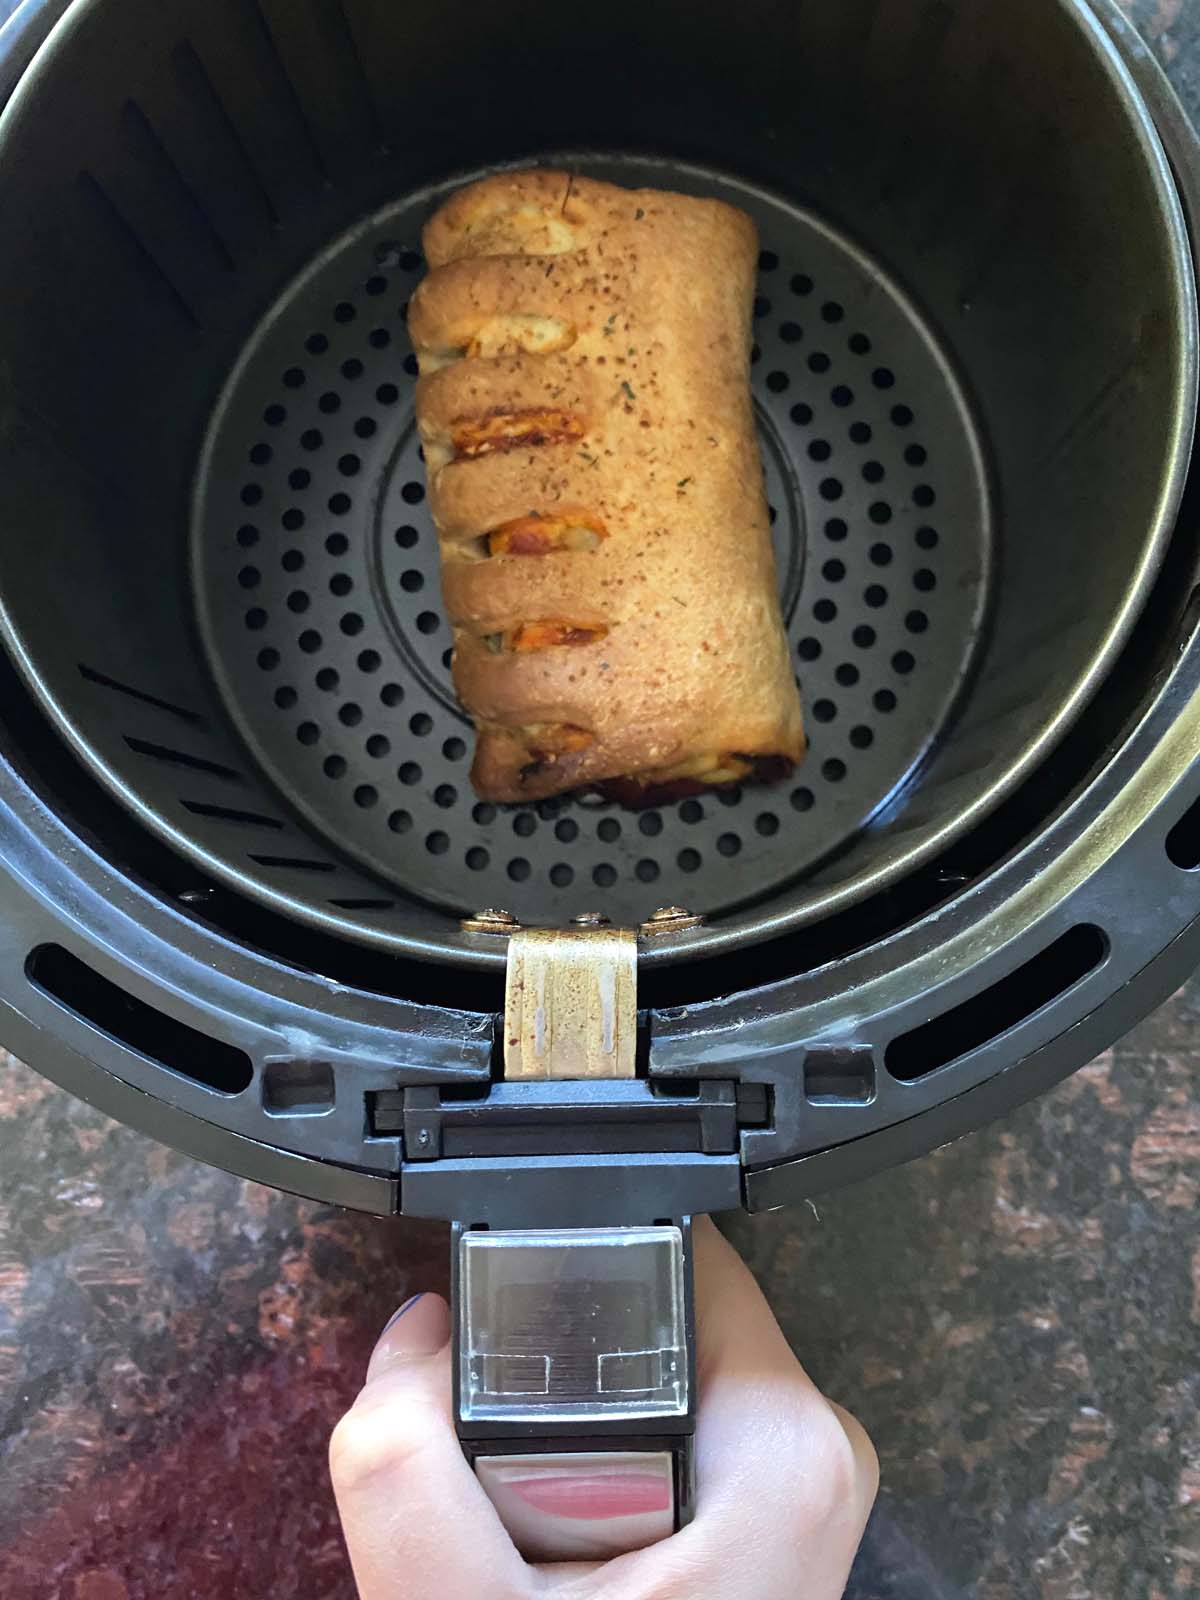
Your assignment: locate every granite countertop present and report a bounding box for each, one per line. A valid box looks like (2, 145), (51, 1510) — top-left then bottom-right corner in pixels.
(1, 2), (1199, 1597)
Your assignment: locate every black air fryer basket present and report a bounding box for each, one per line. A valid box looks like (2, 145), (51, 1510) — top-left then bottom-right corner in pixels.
(2, 0), (1200, 1353)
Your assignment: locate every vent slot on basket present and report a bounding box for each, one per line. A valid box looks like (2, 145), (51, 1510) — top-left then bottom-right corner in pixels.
(78, 663), (205, 724)
(804, 1046), (875, 1104)
(26, 944), (252, 1095)
(885, 925), (1107, 1082)
(262, 1058), (335, 1116)
(1165, 794), (1200, 869)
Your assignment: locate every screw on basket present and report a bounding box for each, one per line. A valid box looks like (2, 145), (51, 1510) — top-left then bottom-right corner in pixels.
(640, 906), (705, 936)
(571, 911), (611, 927)
(460, 908), (522, 936)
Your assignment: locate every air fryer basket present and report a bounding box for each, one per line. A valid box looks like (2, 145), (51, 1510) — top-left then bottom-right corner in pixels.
(0, 0), (1199, 1219)
(0, 0), (1192, 972)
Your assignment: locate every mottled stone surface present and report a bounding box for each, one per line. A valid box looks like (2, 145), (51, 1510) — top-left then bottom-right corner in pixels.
(2, 986), (1198, 1600)
(1, 2), (1200, 1597)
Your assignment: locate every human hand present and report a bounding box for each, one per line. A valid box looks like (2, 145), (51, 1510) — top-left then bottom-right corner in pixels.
(330, 1218), (878, 1599)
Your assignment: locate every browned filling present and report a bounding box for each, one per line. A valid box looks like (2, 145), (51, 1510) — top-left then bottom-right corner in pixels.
(512, 721), (597, 779)
(526, 723), (595, 757)
(464, 315), (576, 360)
(451, 408), (586, 459)
(601, 753), (795, 808)
(487, 509), (607, 556)
(506, 620), (608, 651)
(481, 620), (608, 654)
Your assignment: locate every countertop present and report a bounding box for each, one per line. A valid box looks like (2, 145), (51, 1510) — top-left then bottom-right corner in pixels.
(1, 1), (1199, 1597)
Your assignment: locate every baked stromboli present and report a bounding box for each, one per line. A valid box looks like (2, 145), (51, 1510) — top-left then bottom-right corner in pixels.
(409, 170), (805, 805)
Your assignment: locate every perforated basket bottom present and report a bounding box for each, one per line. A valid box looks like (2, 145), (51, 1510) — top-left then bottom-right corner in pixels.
(194, 156), (991, 928)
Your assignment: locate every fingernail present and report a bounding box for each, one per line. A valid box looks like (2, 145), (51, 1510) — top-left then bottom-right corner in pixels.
(366, 1293), (451, 1378)
(382, 1293), (423, 1334)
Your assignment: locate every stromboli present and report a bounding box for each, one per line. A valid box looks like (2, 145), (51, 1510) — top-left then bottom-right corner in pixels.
(409, 169), (806, 805)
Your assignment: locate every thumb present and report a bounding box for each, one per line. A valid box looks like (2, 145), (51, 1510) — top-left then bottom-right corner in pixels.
(330, 1294), (528, 1600)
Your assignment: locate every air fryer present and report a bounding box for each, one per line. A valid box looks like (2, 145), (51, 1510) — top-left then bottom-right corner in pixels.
(1, 0), (1200, 1547)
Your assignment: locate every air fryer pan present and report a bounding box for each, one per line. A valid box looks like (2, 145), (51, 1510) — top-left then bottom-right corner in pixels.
(2, 0), (1200, 1224)
(194, 159), (991, 928)
(0, 0), (1191, 976)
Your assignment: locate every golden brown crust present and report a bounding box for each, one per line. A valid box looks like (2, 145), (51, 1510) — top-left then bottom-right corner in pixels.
(410, 170), (805, 804)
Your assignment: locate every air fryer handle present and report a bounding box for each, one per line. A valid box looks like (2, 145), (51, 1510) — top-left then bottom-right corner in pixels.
(451, 1220), (697, 1562)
